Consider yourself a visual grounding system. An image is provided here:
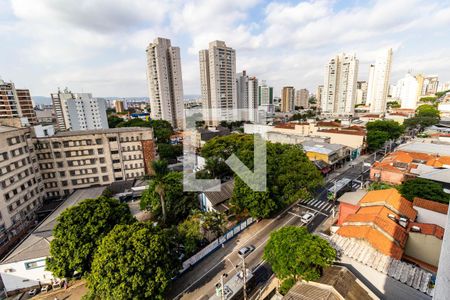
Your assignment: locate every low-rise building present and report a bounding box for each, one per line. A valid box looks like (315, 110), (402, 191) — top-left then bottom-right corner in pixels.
(301, 141), (350, 168)
(199, 180), (234, 213)
(0, 126), (44, 257)
(33, 127), (156, 198)
(370, 149), (450, 185)
(336, 189), (445, 271)
(192, 126), (230, 149)
(0, 187), (105, 294)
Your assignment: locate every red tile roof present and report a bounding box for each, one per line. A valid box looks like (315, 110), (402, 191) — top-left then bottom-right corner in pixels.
(317, 121), (341, 127)
(319, 129), (366, 136)
(408, 222), (445, 239)
(413, 197), (449, 214)
(359, 189), (417, 221)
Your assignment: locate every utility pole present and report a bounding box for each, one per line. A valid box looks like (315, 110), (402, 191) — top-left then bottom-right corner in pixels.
(242, 257), (248, 300)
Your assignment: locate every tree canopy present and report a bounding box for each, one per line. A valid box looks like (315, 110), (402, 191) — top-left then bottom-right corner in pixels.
(201, 134), (323, 218)
(157, 143), (183, 161)
(107, 115), (124, 128)
(86, 223), (181, 300)
(368, 182), (397, 191)
(263, 226), (336, 282)
(46, 197), (134, 278)
(117, 119), (173, 143)
(366, 120), (404, 152)
(404, 104), (440, 130)
(399, 178), (450, 203)
(140, 170), (197, 226)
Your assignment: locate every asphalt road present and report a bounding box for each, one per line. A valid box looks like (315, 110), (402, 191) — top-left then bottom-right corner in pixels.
(167, 200), (333, 300)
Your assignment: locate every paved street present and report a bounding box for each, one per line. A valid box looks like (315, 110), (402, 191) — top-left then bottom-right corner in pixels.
(167, 200), (333, 300)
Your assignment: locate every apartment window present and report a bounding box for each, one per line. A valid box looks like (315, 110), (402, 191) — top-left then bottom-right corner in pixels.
(99, 158), (105, 163)
(98, 149), (104, 155)
(102, 176), (109, 181)
(108, 137), (117, 142)
(96, 138), (102, 145)
(101, 167), (107, 172)
(59, 171), (65, 177)
(113, 168), (121, 173)
(111, 150), (119, 155)
(112, 159), (120, 164)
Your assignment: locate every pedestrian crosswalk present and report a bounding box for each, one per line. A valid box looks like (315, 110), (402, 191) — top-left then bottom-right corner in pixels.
(299, 198), (335, 214)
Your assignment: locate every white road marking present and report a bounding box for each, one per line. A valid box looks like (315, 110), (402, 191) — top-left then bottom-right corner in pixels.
(309, 199), (319, 206)
(316, 202), (326, 209)
(173, 200), (304, 299)
(297, 203), (328, 216)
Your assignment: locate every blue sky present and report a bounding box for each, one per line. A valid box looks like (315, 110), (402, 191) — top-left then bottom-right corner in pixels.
(1, 0), (450, 97)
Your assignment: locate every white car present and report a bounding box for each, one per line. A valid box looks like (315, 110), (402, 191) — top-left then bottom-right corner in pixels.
(301, 213), (314, 223)
(238, 245), (255, 257)
(28, 288), (38, 296)
(41, 285), (51, 293)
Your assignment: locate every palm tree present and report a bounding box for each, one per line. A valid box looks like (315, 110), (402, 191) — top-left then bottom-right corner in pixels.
(152, 160), (169, 223)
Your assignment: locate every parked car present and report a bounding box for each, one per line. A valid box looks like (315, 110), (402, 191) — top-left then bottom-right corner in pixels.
(28, 288), (38, 296)
(301, 212), (314, 223)
(41, 285), (51, 293)
(238, 245), (255, 257)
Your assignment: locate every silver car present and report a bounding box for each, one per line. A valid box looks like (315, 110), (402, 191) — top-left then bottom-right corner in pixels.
(238, 245), (255, 257)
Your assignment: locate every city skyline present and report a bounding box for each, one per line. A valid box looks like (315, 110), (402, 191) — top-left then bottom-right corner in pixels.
(1, 0), (450, 97)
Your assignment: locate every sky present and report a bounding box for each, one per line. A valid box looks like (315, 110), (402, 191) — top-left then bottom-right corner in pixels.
(1, 0), (450, 98)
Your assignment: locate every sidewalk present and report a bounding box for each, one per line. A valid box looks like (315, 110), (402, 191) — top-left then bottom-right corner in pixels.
(33, 280), (87, 300)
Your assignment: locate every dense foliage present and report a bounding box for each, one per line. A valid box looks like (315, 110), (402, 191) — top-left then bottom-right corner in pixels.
(107, 115), (123, 128)
(46, 197), (134, 277)
(263, 226), (336, 282)
(86, 223), (181, 300)
(366, 120), (404, 151)
(368, 182), (397, 191)
(116, 119), (173, 143)
(399, 178), (450, 203)
(200, 134), (323, 218)
(141, 161), (197, 225)
(177, 210), (226, 255)
(157, 143), (183, 161)
(404, 104), (440, 129)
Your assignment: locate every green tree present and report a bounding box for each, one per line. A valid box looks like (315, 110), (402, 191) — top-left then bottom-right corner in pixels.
(366, 120), (404, 140)
(107, 115), (123, 128)
(367, 130), (390, 151)
(157, 143), (183, 161)
(201, 134), (323, 218)
(387, 101), (401, 109)
(263, 226), (336, 282)
(46, 197), (134, 278)
(368, 182), (397, 191)
(436, 89), (450, 98)
(117, 119), (173, 143)
(416, 104), (440, 118)
(141, 162), (197, 225)
(366, 120), (404, 152)
(86, 223), (181, 300)
(419, 96), (438, 103)
(399, 178), (450, 203)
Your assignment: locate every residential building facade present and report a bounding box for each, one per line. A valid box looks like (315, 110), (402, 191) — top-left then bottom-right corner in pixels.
(295, 88), (309, 109)
(199, 40), (237, 125)
(0, 80), (37, 125)
(33, 127), (156, 197)
(236, 71), (258, 122)
(0, 126), (44, 256)
(322, 53), (359, 115)
(51, 89), (108, 131)
(146, 37), (184, 129)
(281, 86), (295, 112)
(356, 81), (368, 104)
(367, 48), (393, 113)
(114, 100), (125, 113)
(258, 81), (274, 113)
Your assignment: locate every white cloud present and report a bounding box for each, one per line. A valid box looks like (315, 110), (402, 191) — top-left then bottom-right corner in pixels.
(1, 0), (450, 97)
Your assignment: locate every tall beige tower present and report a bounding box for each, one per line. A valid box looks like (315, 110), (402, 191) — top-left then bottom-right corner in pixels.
(146, 37), (184, 129)
(321, 53), (359, 115)
(199, 40), (237, 125)
(281, 86), (295, 112)
(367, 48), (393, 113)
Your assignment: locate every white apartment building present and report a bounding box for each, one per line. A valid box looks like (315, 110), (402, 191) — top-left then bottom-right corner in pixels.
(322, 53), (359, 115)
(395, 73), (419, 109)
(33, 127), (155, 198)
(51, 88), (108, 131)
(199, 41), (237, 125)
(356, 81), (368, 105)
(367, 48), (393, 113)
(146, 37), (184, 129)
(236, 70), (249, 109)
(0, 126), (44, 255)
(258, 81), (274, 113)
